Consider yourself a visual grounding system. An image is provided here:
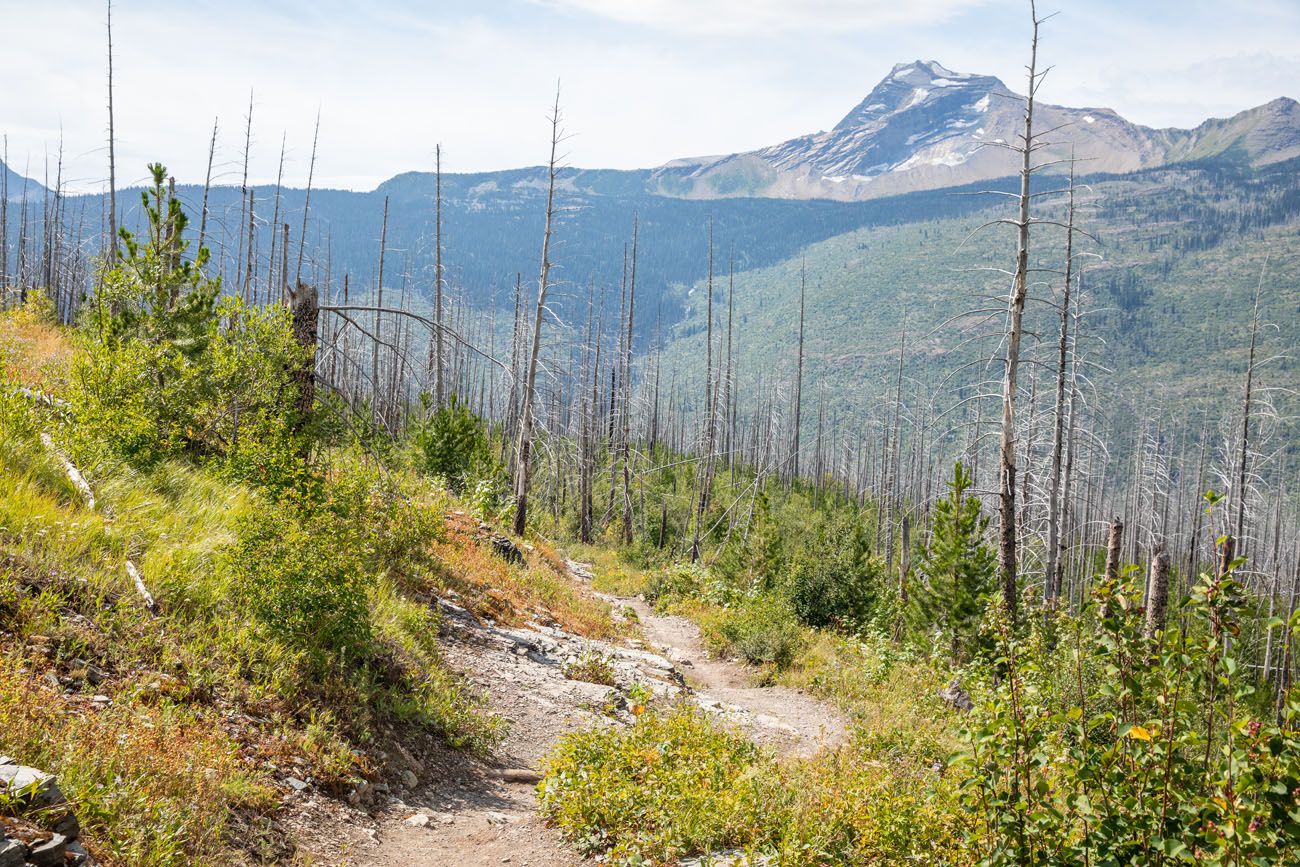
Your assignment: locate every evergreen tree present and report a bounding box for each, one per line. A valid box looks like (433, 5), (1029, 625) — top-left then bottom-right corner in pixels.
(912, 462), (995, 660)
(89, 162), (220, 355)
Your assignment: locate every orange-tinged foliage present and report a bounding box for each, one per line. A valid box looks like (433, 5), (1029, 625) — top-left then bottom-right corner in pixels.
(433, 512), (618, 639)
(0, 655), (274, 866)
(0, 297), (72, 387)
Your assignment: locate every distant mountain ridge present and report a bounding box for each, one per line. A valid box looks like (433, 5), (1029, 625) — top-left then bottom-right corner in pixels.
(649, 60), (1300, 201)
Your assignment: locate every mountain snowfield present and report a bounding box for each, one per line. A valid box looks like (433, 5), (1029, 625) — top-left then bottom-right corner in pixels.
(649, 60), (1300, 201)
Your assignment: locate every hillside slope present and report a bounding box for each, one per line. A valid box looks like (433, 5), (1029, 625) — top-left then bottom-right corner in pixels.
(656, 157), (1300, 468)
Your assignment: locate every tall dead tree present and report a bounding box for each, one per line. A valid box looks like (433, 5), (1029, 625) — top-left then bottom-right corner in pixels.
(1044, 160), (1077, 607)
(243, 188), (256, 304)
(790, 260), (806, 481)
(1233, 260), (1266, 552)
(690, 217), (717, 562)
(197, 118), (218, 253)
(724, 249), (736, 468)
(1, 135), (8, 291)
(996, 0), (1046, 624)
(295, 110), (320, 286)
(236, 90), (253, 292)
(620, 215), (639, 545)
(268, 132), (286, 302)
(429, 143), (446, 406)
(105, 0), (119, 263)
(372, 195), (390, 428)
(512, 87), (563, 537)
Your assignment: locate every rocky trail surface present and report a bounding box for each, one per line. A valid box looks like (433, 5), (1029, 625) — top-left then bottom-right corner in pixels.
(294, 560), (846, 866)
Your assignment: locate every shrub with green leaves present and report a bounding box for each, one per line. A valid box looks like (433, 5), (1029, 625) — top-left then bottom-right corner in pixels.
(413, 394), (496, 491)
(220, 499), (373, 669)
(69, 163), (309, 483)
(645, 562), (706, 608)
(540, 707), (768, 864)
(786, 513), (882, 630)
(959, 555), (1300, 865)
(702, 594), (806, 673)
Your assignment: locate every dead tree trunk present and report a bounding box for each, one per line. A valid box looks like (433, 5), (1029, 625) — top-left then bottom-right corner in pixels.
(1, 135), (8, 291)
(690, 217), (717, 562)
(1144, 548), (1170, 639)
(1233, 262), (1265, 551)
(997, 0), (1045, 625)
(1105, 517), (1124, 583)
(197, 117), (218, 253)
(1044, 160), (1077, 608)
(291, 281), (320, 437)
(105, 0), (119, 263)
(512, 88), (563, 537)
(372, 195), (389, 428)
(791, 259), (806, 482)
(296, 111), (319, 287)
(431, 143), (446, 406)
(620, 215), (639, 545)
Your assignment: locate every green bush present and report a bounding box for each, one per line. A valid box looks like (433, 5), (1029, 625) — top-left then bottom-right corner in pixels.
(563, 649), (617, 686)
(786, 515), (882, 630)
(959, 555), (1300, 866)
(910, 462), (994, 661)
(703, 595), (806, 673)
(69, 164), (309, 484)
(413, 394), (495, 492)
(645, 562), (706, 608)
(220, 499), (373, 669)
(540, 707), (768, 864)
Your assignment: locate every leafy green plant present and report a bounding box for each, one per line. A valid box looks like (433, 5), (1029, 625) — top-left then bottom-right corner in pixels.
(564, 649), (617, 687)
(413, 394), (495, 492)
(67, 163), (309, 481)
(910, 462), (995, 662)
(786, 513), (882, 630)
(219, 498), (373, 670)
(540, 707), (768, 864)
(701, 595), (806, 674)
(958, 536), (1300, 866)
(645, 562), (706, 609)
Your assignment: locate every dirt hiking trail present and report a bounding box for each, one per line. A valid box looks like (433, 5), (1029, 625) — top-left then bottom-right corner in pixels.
(293, 559), (846, 866)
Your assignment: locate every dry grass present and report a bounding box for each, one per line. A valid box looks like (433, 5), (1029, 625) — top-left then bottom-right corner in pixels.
(0, 655), (275, 866)
(431, 515), (618, 639)
(0, 294), (72, 388)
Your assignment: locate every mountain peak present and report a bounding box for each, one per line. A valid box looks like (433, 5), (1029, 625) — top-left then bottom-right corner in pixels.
(833, 61), (1007, 132)
(886, 60), (968, 85)
(651, 63), (1300, 203)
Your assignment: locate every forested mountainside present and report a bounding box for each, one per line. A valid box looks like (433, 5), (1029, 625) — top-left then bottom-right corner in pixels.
(1, 163), (1008, 342)
(658, 155), (1300, 477)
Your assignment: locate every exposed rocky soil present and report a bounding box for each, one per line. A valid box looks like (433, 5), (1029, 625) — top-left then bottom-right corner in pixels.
(293, 559), (846, 866)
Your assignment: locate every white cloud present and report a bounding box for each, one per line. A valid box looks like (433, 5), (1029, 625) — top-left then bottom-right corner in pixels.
(529, 0), (991, 35)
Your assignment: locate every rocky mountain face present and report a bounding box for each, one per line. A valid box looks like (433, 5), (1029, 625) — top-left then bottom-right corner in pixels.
(649, 60), (1300, 202)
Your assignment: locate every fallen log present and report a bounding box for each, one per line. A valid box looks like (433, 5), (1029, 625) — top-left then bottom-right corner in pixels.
(125, 561), (157, 613)
(39, 433), (95, 511)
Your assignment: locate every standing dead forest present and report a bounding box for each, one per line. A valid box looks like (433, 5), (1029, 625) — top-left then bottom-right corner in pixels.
(1, 2), (1299, 866)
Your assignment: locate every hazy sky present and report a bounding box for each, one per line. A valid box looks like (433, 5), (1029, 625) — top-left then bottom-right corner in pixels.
(3, 0), (1298, 192)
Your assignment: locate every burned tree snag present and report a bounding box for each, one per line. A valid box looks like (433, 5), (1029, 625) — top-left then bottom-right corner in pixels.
(1144, 548), (1170, 639)
(291, 281), (320, 435)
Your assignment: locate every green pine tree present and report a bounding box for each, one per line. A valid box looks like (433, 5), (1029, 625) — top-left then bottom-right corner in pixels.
(89, 162), (220, 355)
(911, 462), (995, 661)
